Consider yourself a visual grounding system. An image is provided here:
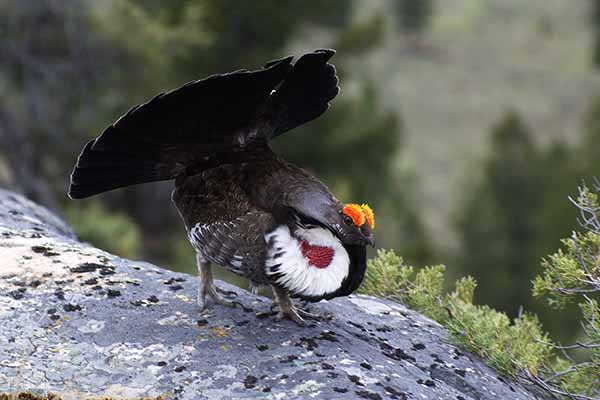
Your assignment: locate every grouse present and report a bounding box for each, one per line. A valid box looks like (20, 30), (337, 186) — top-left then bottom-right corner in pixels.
(68, 49), (375, 325)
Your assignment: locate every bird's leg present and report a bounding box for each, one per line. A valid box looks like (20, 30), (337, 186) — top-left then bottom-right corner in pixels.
(249, 282), (261, 296)
(271, 285), (306, 326)
(196, 254), (234, 310)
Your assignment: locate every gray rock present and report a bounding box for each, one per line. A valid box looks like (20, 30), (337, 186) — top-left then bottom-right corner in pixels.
(0, 189), (542, 400)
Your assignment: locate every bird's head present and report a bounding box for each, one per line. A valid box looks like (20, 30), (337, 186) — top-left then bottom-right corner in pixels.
(333, 203), (375, 247)
(284, 187), (375, 248)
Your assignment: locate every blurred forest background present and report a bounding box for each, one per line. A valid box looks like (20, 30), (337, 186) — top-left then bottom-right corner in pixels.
(1, 0), (600, 344)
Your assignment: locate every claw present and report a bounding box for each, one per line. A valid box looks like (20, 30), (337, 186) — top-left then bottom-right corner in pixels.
(216, 286), (238, 297)
(276, 307), (306, 326)
(198, 284), (235, 310)
(271, 285), (315, 327)
(297, 308), (329, 321)
(209, 289), (235, 307)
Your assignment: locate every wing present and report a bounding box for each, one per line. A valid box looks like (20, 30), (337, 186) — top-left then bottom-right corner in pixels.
(188, 211), (277, 280)
(69, 49), (340, 199)
(69, 56), (292, 199)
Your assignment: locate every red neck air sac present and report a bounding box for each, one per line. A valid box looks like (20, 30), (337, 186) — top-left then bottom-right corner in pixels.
(300, 240), (334, 268)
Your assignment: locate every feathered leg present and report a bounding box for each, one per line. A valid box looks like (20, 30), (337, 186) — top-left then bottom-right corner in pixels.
(196, 254), (235, 310)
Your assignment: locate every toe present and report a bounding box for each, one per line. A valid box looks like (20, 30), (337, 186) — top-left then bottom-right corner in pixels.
(216, 287), (238, 297)
(213, 295), (235, 307)
(276, 310), (306, 326)
(197, 290), (208, 311)
(297, 308), (332, 321)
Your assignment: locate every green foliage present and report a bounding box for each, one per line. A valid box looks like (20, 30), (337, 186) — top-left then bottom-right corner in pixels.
(361, 249), (554, 378)
(369, 180), (600, 397)
(452, 276), (477, 304)
(65, 202), (141, 259)
(533, 186), (600, 308)
(363, 242), (600, 397)
(447, 306), (552, 376)
(360, 250), (447, 321)
(531, 183), (600, 397)
(533, 232), (599, 309)
(359, 249), (412, 298)
(561, 363), (600, 398)
(409, 265), (447, 321)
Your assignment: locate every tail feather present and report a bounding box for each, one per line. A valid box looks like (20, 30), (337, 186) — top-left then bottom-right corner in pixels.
(68, 139), (167, 199)
(68, 49), (340, 198)
(268, 49), (339, 138)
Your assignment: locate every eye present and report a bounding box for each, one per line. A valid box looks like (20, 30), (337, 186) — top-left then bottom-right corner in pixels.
(343, 215), (354, 226)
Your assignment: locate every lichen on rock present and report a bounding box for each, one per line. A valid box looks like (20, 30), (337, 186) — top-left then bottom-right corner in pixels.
(0, 189), (543, 399)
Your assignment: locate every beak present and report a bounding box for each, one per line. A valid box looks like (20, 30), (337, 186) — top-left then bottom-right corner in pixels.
(359, 224), (375, 247)
(365, 232), (375, 248)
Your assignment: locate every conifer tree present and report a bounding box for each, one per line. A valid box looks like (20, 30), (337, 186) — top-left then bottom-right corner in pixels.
(457, 111), (541, 315)
(456, 111), (582, 340)
(581, 94), (600, 174)
(590, 0), (600, 68)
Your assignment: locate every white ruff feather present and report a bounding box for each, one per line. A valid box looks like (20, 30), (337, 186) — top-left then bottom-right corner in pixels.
(265, 225), (349, 297)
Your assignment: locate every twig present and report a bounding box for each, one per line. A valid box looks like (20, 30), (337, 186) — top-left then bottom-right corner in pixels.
(521, 369), (597, 400)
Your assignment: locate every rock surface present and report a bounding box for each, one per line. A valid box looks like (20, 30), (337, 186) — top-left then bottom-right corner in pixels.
(0, 189), (542, 400)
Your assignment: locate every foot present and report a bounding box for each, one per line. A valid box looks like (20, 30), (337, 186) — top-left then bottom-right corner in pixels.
(198, 282), (235, 310)
(272, 304), (330, 323)
(196, 258), (236, 311)
(271, 285), (321, 327)
(296, 307), (329, 321)
(216, 286), (238, 297)
(276, 303), (306, 326)
(270, 297), (330, 324)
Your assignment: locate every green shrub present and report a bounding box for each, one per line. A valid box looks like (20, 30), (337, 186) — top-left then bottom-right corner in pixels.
(532, 182), (600, 397)
(446, 305), (551, 376)
(362, 245), (597, 396)
(361, 250), (553, 378)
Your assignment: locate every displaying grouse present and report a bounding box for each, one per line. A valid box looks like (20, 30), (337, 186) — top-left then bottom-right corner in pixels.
(68, 49), (375, 325)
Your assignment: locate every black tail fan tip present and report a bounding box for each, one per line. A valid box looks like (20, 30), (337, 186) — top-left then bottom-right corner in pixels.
(68, 49), (339, 199)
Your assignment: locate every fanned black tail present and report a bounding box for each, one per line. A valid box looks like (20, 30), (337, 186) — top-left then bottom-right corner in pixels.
(267, 50), (339, 139)
(68, 138), (169, 199)
(68, 49), (339, 199)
